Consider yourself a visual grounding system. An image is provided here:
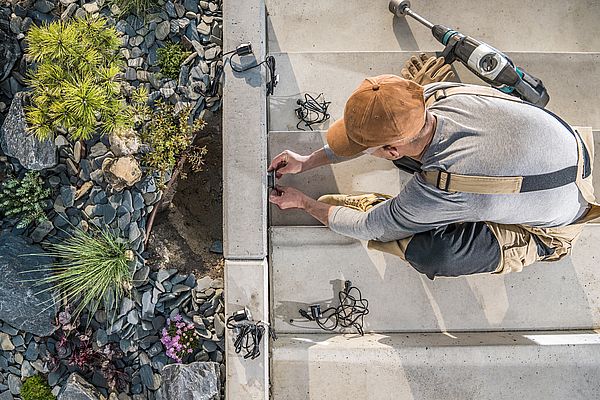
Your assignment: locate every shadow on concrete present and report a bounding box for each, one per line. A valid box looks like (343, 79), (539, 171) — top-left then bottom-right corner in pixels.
(392, 16), (419, 51)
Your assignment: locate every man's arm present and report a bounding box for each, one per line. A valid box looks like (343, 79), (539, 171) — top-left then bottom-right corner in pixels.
(269, 186), (333, 225)
(268, 145), (359, 177)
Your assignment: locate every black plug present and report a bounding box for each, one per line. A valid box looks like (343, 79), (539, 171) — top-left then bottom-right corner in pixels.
(236, 42), (253, 57)
(232, 307), (253, 322)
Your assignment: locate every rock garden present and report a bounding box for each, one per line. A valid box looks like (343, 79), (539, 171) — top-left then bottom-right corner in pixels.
(0, 0), (225, 398)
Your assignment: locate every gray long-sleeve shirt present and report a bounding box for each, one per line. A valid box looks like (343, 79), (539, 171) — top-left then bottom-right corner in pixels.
(327, 83), (588, 241)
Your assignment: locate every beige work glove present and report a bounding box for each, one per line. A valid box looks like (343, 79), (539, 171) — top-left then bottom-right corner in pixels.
(401, 53), (455, 85)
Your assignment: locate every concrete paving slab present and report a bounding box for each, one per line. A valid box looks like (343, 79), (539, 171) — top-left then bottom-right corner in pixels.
(225, 260), (269, 400)
(268, 131), (412, 226)
(266, 0), (600, 53)
(223, 0), (268, 259)
(268, 51), (600, 132)
(270, 226), (600, 333)
(271, 332), (600, 400)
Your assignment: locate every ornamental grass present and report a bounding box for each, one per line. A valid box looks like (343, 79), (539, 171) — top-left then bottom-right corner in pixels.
(38, 225), (134, 320)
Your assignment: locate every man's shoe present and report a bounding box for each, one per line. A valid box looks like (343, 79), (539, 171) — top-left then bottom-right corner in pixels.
(317, 193), (392, 212)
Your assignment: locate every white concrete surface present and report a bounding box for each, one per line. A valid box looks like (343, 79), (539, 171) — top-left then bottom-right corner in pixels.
(271, 331), (600, 400)
(268, 52), (600, 132)
(223, 0), (268, 259)
(266, 0), (600, 53)
(225, 260), (270, 400)
(270, 225), (600, 333)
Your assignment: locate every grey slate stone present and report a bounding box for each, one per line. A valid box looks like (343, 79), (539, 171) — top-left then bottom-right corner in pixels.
(157, 362), (220, 400)
(0, 232), (57, 336)
(0, 92), (57, 170)
(58, 373), (102, 400)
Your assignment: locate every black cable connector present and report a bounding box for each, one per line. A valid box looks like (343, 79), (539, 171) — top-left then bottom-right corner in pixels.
(222, 42), (279, 96)
(295, 93), (331, 131)
(298, 280), (369, 335)
(226, 308), (277, 360)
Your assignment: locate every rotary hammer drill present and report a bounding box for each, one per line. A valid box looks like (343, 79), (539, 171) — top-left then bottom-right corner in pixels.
(389, 0), (549, 107)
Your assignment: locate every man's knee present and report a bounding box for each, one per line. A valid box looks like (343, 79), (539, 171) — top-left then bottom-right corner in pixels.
(404, 222), (501, 279)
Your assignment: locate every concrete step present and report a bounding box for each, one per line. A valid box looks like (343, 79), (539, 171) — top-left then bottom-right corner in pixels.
(267, 51), (600, 132)
(269, 225), (600, 333)
(269, 130), (600, 226)
(266, 0), (600, 53)
(271, 331), (600, 400)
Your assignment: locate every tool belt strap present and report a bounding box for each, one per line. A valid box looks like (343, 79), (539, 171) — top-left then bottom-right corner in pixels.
(420, 86), (590, 194)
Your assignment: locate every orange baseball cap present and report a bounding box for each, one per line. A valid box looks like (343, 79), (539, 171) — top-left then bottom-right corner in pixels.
(326, 74), (426, 157)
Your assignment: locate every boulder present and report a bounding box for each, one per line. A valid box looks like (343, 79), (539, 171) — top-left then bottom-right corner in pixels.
(109, 128), (140, 156)
(58, 373), (104, 400)
(0, 92), (57, 170)
(102, 156), (142, 191)
(157, 362), (220, 400)
(0, 19), (21, 82)
(0, 231), (57, 336)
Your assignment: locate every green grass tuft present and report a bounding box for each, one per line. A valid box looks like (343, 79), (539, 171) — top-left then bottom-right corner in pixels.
(40, 225), (134, 319)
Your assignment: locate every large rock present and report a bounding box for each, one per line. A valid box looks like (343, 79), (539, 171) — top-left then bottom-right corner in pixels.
(0, 19), (21, 82)
(0, 92), (57, 170)
(0, 232), (57, 336)
(102, 156), (142, 191)
(109, 128), (140, 156)
(158, 362), (221, 400)
(58, 373), (104, 400)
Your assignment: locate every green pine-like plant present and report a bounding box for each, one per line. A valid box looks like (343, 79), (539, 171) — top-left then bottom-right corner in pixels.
(157, 42), (191, 80)
(21, 375), (56, 400)
(0, 171), (50, 229)
(25, 17), (129, 141)
(38, 224), (134, 320)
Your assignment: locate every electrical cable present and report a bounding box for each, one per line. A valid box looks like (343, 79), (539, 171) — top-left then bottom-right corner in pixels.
(226, 309), (277, 360)
(225, 55), (278, 96)
(298, 281), (369, 336)
(294, 93), (331, 131)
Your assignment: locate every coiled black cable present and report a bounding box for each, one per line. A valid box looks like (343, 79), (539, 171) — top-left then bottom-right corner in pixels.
(299, 281), (369, 335)
(226, 313), (276, 360)
(295, 93), (331, 131)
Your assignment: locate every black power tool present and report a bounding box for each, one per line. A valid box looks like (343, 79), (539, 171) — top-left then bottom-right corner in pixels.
(389, 0), (549, 107)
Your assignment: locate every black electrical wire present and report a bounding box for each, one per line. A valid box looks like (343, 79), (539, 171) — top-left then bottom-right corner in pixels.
(225, 54), (278, 96)
(226, 314), (277, 360)
(299, 281), (369, 336)
(295, 93), (331, 131)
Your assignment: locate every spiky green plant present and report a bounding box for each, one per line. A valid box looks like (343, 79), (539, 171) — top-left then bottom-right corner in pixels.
(140, 100), (206, 180)
(39, 225), (134, 320)
(108, 0), (160, 17)
(157, 42), (191, 80)
(21, 375), (56, 400)
(25, 17), (129, 141)
(0, 171), (50, 229)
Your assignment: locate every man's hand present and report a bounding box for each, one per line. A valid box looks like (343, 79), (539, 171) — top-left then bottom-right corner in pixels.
(269, 185), (333, 226)
(401, 53), (455, 85)
(268, 150), (309, 179)
(269, 185), (308, 210)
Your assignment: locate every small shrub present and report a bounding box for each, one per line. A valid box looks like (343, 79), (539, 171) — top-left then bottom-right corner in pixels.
(108, 0), (159, 17)
(160, 314), (200, 362)
(0, 171), (50, 229)
(21, 375), (56, 400)
(40, 225), (134, 319)
(157, 42), (191, 81)
(140, 101), (206, 180)
(26, 17), (128, 140)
